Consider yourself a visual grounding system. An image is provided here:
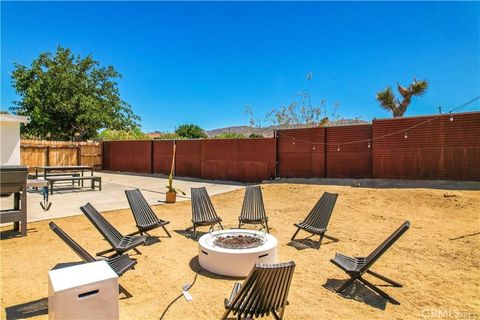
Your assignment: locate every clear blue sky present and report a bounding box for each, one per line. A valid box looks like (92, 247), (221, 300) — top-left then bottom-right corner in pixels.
(2, 1), (479, 132)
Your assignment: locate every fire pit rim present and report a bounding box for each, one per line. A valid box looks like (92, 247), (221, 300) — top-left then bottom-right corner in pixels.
(199, 229), (277, 254)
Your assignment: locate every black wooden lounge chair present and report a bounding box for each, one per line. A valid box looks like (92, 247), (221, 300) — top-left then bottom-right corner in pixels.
(49, 221), (136, 297)
(222, 261), (296, 320)
(125, 189), (171, 238)
(291, 192), (339, 246)
(189, 187), (223, 239)
(330, 221), (410, 305)
(80, 202), (147, 257)
(238, 186), (269, 233)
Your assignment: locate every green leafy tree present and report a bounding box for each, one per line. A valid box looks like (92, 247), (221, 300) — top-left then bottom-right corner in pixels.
(214, 132), (246, 139)
(97, 127), (150, 141)
(10, 46), (139, 140)
(175, 124), (207, 139)
(376, 78), (429, 117)
(248, 133), (264, 138)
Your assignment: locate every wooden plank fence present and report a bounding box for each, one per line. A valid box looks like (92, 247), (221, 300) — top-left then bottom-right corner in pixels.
(20, 140), (102, 171)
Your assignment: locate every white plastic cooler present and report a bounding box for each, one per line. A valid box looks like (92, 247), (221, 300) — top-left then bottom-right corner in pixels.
(48, 260), (119, 319)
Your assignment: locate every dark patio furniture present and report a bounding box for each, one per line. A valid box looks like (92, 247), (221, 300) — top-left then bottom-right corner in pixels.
(35, 165), (94, 180)
(222, 261), (296, 320)
(46, 176), (101, 194)
(0, 166), (28, 236)
(49, 222), (136, 297)
(330, 221), (410, 305)
(291, 192), (339, 246)
(125, 189), (171, 237)
(80, 202), (146, 257)
(27, 179), (51, 211)
(189, 187), (223, 239)
(238, 186), (269, 232)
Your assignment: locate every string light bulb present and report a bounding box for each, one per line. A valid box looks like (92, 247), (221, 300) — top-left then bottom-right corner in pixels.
(292, 141), (295, 145)
(337, 146), (340, 151)
(312, 146), (316, 150)
(367, 141), (371, 148)
(449, 113), (454, 122)
(404, 133), (408, 139)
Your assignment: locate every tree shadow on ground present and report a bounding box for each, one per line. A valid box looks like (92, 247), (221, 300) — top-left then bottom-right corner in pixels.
(323, 278), (388, 310)
(5, 297), (48, 320)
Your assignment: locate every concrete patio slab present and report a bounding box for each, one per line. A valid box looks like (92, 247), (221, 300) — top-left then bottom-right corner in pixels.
(0, 171), (245, 223)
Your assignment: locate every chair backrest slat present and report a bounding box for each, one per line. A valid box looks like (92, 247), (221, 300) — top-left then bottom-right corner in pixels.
(303, 192), (338, 229)
(49, 222), (95, 262)
(125, 189), (159, 226)
(191, 187), (220, 223)
(240, 186), (267, 222)
(80, 202), (123, 247)
(229, 261), (295, 318)
(362, 221), (410, 272)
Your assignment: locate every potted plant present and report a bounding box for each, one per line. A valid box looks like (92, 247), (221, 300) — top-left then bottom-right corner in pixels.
(165, 143), (185, 203)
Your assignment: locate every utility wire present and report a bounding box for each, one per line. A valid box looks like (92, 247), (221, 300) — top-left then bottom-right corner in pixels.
(159, 269), (202, 320)
(277, 96), (480, 147)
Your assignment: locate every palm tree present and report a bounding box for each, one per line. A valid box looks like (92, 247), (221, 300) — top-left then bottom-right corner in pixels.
(376, 78), (429, 117)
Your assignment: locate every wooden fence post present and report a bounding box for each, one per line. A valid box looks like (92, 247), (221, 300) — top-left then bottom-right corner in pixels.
(77, 145), (81, 165)
(45, 146), (50, 166)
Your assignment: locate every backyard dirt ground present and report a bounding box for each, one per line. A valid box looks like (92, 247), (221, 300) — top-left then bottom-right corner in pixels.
(1, 182), (479, 319)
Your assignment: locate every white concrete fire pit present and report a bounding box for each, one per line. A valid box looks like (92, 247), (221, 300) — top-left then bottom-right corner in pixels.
(198, 229), (278, 277)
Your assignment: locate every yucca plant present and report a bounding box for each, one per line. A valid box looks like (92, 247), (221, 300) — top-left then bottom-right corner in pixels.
(376, 78), (429, 117)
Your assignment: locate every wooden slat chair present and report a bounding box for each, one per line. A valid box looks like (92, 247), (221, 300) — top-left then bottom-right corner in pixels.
(80, 202), (147, 257)
(238, 186), (270, 233)
(330, 221), (410, 305)
(49, 222), (136, 297)
(291, 192), (339, 246)
(125, 189), (171, 238)
(189, 187), (223, 239)
(222, 261), (296, 320)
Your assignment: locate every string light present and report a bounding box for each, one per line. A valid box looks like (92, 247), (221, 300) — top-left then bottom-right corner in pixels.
(312, 146), (316, 150)
(276, 96), (478, 147)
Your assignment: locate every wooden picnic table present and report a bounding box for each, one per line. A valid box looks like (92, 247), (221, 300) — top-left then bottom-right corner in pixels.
(35, 165), (94, 180)
(35, 165), (94, 188)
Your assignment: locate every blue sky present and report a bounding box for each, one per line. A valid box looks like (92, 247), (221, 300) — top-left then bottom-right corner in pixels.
(1, 1), (479, 132)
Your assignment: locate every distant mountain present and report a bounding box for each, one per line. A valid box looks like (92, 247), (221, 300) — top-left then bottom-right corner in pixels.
(204, 119), (369, 138)
(147, 119), (369, 138)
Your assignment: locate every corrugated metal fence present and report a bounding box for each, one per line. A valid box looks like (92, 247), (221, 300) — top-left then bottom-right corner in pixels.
(103, 111), (480, 181)
(104, 138), (276, 182)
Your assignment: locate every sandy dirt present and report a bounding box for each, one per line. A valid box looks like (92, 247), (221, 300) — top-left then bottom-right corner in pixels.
(1, 182), (479, 319)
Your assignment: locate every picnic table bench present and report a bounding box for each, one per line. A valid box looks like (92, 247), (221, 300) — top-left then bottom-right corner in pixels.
(35, 166), (101, 194)
(46, 176), (102, 195)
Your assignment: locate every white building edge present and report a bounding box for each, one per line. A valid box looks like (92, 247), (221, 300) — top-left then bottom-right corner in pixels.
(0, 114), (30, 165)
